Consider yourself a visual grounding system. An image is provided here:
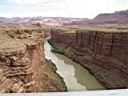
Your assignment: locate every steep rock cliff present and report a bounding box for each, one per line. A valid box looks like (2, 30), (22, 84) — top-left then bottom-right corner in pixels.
(0, 24), (66, 92)
(49, 28), (128, 89)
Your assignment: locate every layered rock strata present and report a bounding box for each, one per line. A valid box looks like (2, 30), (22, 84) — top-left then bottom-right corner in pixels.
(49, 28), (128, 89)
(0, 24), (66, 92)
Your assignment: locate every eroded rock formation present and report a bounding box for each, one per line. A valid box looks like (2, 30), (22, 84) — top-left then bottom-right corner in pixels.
(49, 28), (128, 89)
(0, 24), (66, 92)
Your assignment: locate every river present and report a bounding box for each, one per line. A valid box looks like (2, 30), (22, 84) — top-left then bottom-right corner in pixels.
(44, 40), (104, 91)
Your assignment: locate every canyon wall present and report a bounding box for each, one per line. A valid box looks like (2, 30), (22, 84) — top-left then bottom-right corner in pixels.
(49, 29), (128, 89)
(0, 24), (66, 93)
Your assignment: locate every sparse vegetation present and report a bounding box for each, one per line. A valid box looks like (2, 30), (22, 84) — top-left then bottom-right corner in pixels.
(48, 40), (65, 55)
(51, 25), (128, 33)
(0, 23), (41, 31)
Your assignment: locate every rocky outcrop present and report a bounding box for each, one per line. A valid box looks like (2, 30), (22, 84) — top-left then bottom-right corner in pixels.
(0, 24), (66, 92)
(43, 59), (67, 92)
(49, 28), (128, 89)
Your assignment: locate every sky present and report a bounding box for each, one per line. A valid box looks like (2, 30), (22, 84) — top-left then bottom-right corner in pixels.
(0, 0), (128, 18)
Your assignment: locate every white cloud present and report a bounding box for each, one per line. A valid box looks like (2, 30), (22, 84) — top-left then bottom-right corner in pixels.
(8, 0), (62, 4)
(57, 0), (128, 18)
(9, 0), (42, 4)
(3, 0), (128, 18)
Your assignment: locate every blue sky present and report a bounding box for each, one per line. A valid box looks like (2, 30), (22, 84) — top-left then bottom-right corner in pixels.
(0, 0), (128, 18)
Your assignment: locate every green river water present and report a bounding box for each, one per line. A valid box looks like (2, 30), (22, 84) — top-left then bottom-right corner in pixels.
(44, 40), (104, 91)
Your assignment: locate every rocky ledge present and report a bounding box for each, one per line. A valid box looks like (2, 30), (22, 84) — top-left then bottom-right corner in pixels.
(49, 26), (128, 89)
(0, 24), (66, 93)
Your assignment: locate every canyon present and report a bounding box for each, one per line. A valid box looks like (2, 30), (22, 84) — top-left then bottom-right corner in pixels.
(0, 24), (66, 92)
(49, 26), (128, 89)
(0, 9), (128, 93)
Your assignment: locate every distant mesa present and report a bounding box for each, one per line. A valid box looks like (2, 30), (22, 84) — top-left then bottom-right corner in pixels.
(0, 17), (85, 26)
(64, 9), (128, 25)
(93, 9), (128, 24)
(0, 9), (128, 26)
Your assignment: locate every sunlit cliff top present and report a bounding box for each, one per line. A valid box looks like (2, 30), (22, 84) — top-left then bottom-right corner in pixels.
(51, 25), (128, 33)
(0, 24), (43, 56)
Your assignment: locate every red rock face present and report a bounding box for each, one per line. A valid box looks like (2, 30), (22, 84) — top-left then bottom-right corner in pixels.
(0, 24), (67, 93)
(0, 28), (45, 92)
(50, 29), (128, 89)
